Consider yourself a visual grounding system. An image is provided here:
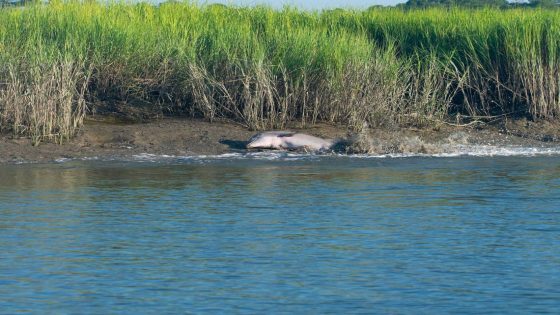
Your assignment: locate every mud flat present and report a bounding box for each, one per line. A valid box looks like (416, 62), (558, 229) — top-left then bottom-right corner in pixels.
(1, 117), (560, 164)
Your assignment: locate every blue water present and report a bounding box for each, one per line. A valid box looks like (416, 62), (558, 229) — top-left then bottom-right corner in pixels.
(1, 156), (559, 314)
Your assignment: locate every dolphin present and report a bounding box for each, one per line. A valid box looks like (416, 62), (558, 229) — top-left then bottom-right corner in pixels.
(246, 131), (334, 151)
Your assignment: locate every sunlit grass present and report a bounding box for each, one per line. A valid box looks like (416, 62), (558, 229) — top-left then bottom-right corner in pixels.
(1, 2), (559, 142)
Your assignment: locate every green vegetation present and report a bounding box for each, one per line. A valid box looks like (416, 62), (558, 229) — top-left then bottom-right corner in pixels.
(399, 0), (508, 9)
(1, 2), (560, 143)
(399, 0), (560, 9)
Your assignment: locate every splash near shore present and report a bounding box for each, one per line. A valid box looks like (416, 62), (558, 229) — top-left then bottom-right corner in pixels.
(124, 145), (560, 162)
(1, 118), (560, 164)
(45, 145), (560, 165)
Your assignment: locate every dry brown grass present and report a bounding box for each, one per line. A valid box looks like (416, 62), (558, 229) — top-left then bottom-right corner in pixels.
(0, 61), (90, 145)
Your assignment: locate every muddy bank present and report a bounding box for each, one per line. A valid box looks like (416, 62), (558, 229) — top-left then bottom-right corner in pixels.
(1, 117), (560, 164)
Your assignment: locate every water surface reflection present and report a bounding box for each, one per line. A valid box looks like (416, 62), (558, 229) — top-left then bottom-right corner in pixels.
(1, 157), (559, 313)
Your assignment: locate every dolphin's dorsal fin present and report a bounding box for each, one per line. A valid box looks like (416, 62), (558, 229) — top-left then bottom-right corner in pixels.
(248, 131), (294, 142)
(276, 131), (296, 138)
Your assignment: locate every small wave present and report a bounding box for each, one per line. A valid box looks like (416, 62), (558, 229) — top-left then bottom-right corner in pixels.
(132, 153), (177, 161)
(346, 145), (560, 158)
(131, 151), (321, 162)
(129, 145), (560, 162)
(35, 144), (560, 165)
(429, 145), (560, 158)
(54, 157), (73, 163)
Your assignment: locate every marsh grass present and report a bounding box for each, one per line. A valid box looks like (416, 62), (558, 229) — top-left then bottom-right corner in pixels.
(0, 60), (90, 145)
(1, 2), (560, 141)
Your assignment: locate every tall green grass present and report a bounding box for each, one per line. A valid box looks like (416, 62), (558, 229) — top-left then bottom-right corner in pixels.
(1, 2), (559, 142)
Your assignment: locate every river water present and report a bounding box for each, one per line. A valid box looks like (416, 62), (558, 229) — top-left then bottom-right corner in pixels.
(1, 153), (559, 314)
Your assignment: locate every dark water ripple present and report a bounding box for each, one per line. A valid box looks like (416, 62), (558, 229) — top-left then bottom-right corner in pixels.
(0, 156), (559, 314)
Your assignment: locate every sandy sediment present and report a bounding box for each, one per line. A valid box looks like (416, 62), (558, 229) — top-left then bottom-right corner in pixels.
(1, 117), (560, 164)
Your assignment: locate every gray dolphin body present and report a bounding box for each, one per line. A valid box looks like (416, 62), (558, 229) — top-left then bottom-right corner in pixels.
(246, 131), (334, 151)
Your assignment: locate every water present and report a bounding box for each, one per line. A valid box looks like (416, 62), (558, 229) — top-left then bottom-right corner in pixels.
(1, 155), (560, 314)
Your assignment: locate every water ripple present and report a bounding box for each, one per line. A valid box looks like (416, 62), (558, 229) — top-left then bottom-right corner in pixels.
(1, 157), (559, 313)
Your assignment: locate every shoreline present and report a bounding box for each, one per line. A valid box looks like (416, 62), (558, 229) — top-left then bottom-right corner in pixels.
(2, 117), (560, 164)
(4, 4), (560, 146)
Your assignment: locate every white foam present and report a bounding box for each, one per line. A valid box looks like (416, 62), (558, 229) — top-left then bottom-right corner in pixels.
(54, 157), (72, 163)
(172, 151), (321, 162)
(80, 156), (100, 161)
(126, 145), (560, 162)
(132, 153), (176, 161)
(430, 144), (560, 158)
(40, 144), (560, 165)
(343, 145), (560, 158)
